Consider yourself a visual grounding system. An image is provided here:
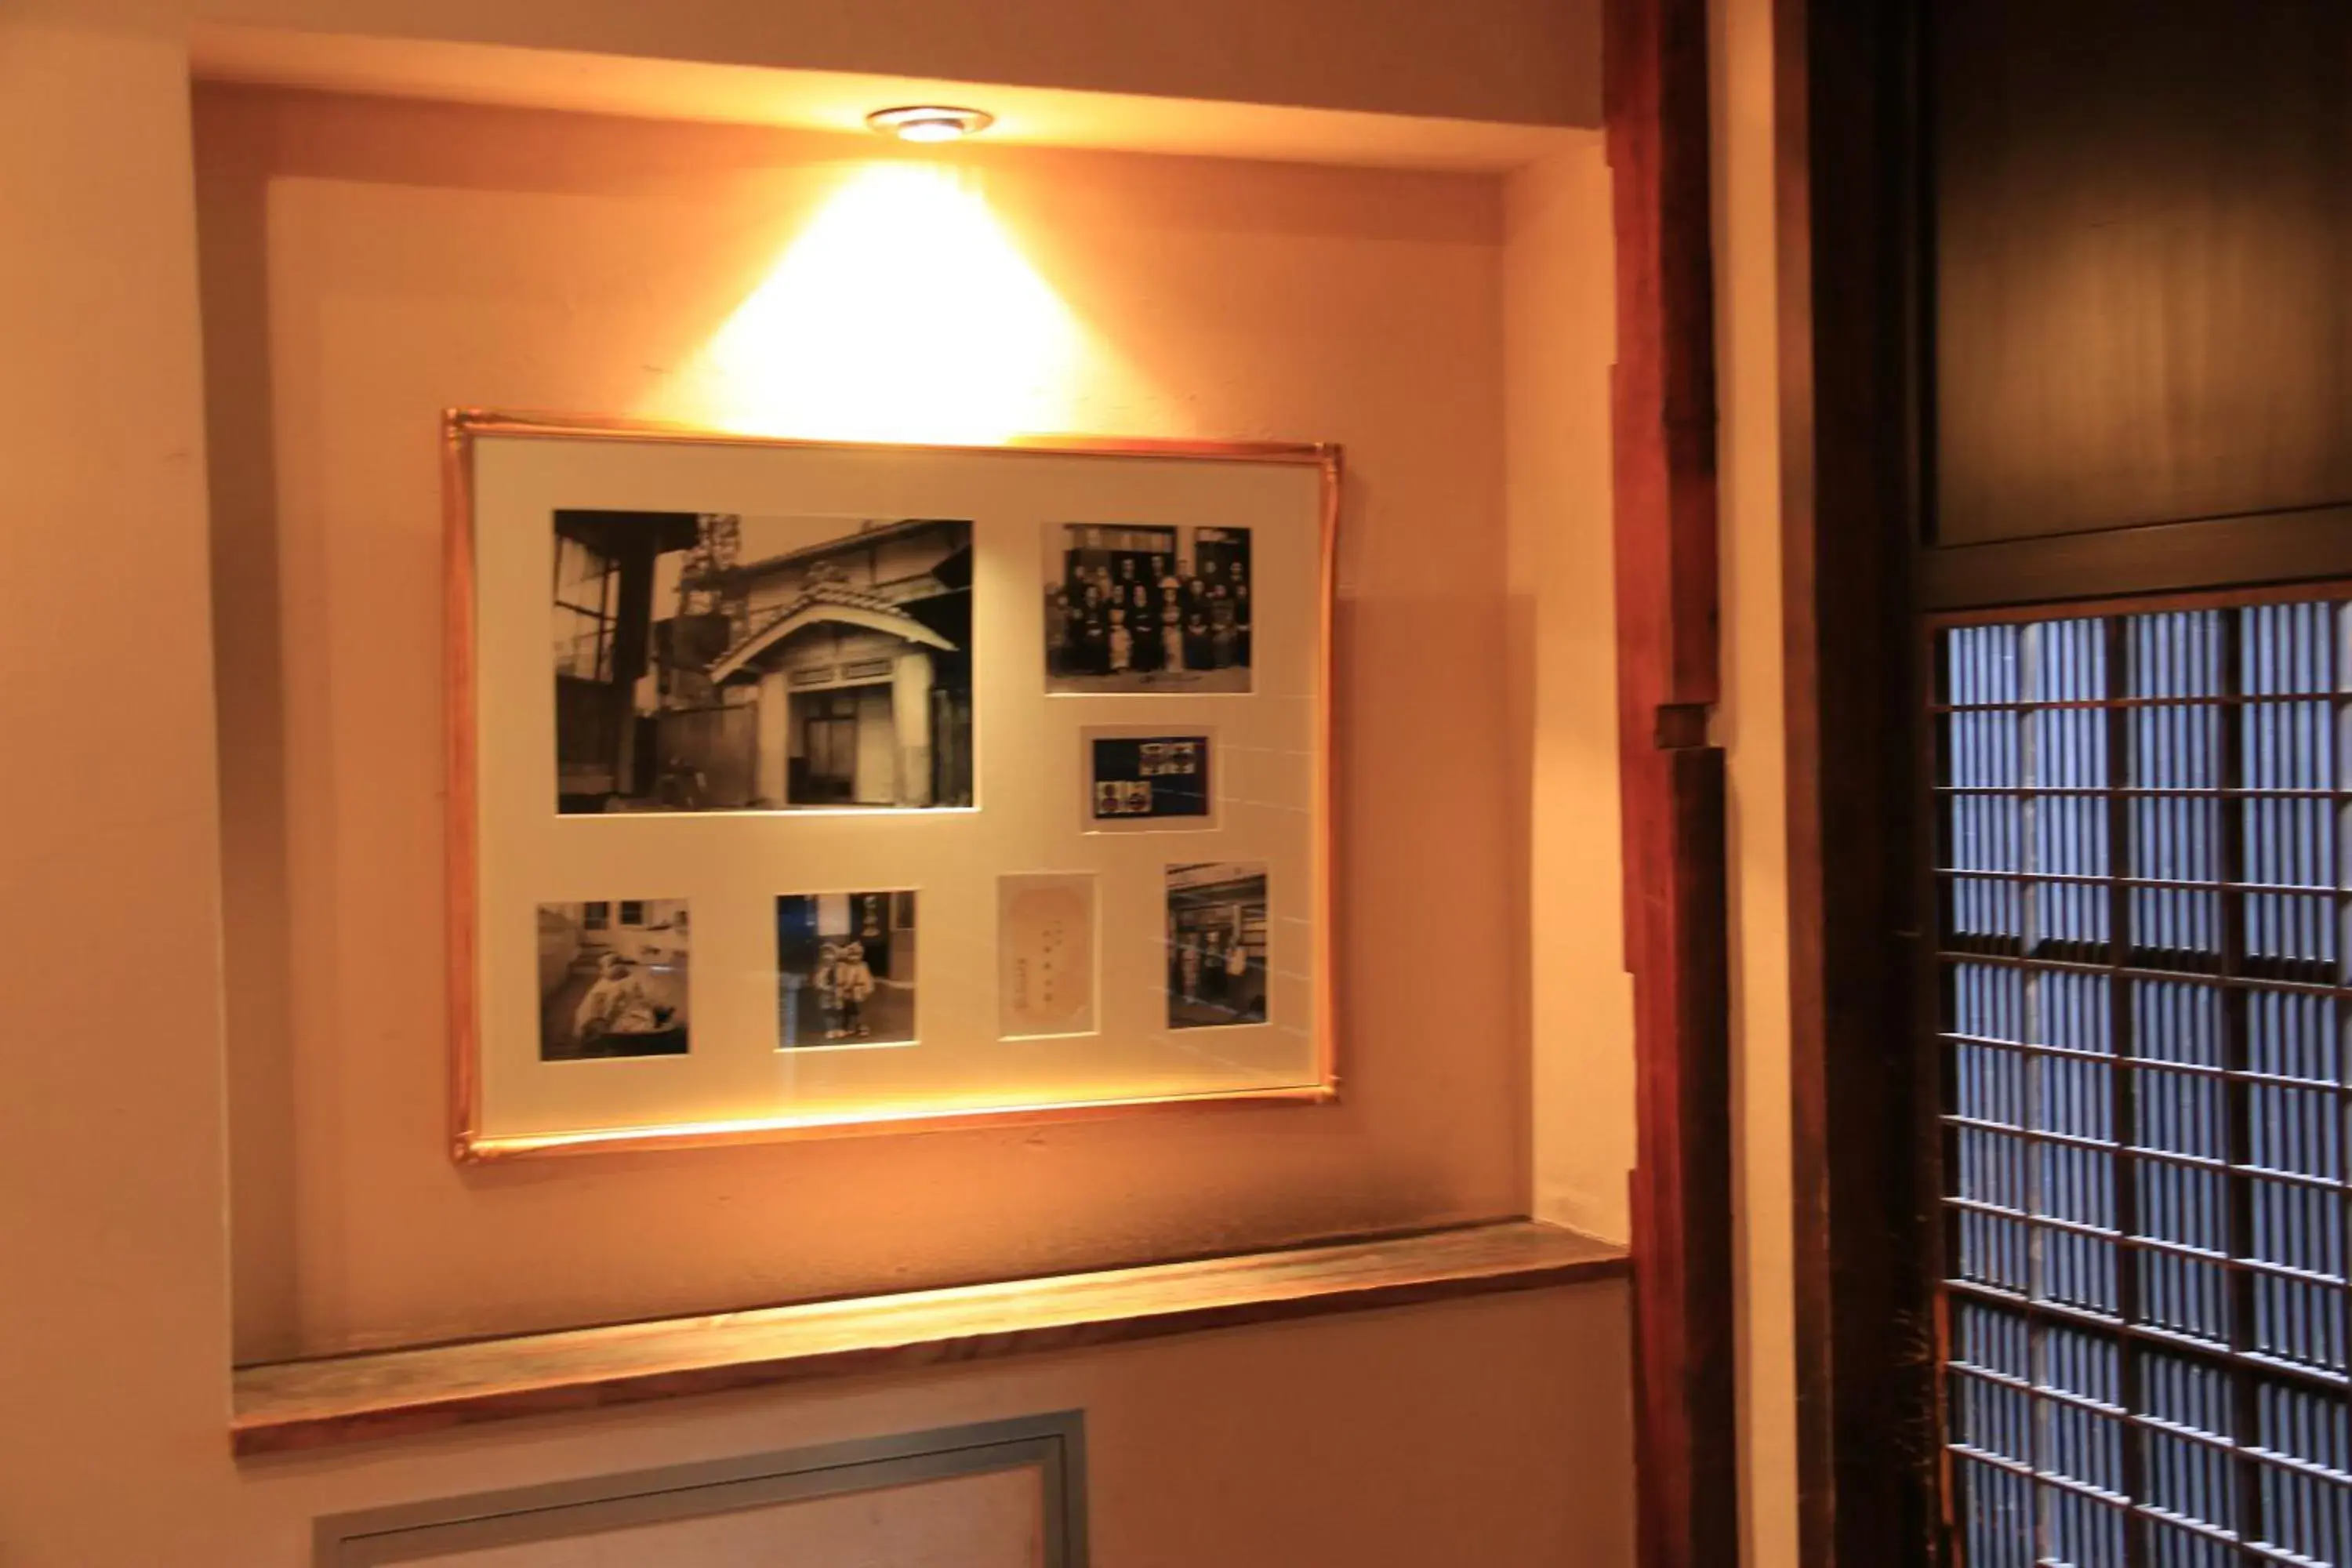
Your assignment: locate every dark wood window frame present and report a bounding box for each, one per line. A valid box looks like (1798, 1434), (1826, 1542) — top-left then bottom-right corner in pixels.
(1927, 582), (2352, 1567)
(1777, 2), (2352, 1563)
(1774, 0), (1940, 1560)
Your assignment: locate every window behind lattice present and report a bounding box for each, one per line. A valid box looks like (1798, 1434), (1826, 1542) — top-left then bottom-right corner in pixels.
(1937, 591), (2352, 1567)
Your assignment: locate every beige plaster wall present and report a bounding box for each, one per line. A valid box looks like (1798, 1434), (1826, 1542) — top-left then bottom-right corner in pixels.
(194, 0), (1601, 128)
(1710, 0), (1801, 1563)
(9, 0), (1598, 126)
(0, 9), (240, 1551)
(200, 85), (1535, 1359)
(1504, 142), (1635, 1243)
(0, 3), (1636, 1562)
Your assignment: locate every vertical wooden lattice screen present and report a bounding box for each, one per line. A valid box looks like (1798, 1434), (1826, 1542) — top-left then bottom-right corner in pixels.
(1940, 591), (2352, 1566)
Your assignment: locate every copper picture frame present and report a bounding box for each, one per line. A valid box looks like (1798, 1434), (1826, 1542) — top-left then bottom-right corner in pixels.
(445, 409), (1339, 1160)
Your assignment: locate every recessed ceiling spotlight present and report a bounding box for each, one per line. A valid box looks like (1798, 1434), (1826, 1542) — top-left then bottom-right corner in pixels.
(866, 106), (996, 143)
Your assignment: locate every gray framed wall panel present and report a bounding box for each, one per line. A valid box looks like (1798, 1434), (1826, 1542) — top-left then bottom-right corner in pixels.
(312, 1412), (1086, 1566)
(1929, 0), (2352, 550)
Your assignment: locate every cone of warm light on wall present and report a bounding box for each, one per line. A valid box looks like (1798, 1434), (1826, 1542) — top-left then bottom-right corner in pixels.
(684, 158), (1083, 443)
(866, 106), (995, 143)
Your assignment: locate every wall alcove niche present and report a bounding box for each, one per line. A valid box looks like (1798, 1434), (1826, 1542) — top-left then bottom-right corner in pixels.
(188, 20), (1639, 1559)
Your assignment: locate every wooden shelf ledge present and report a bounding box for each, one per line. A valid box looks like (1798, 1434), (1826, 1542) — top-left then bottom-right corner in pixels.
(233, 1220), (1628, 1454)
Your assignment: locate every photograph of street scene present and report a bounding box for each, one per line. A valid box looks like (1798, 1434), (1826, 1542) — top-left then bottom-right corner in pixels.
(1164, 862), (1269, 1029)
(554, 510), (973, 812)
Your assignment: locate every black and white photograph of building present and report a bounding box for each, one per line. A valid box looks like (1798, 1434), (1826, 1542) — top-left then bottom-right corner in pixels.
(536, 899), (691, 1060)
(1044, 524), (1252, 693)
(776, 891), (919, 1047)
(554, 511), (974, 812)
(1165, 862), (1269, 1029)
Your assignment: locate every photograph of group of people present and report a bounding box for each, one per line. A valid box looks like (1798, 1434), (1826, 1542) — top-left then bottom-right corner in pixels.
(1044, 524), (1253, 693)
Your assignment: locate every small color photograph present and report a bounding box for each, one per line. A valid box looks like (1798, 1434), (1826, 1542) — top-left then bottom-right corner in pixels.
(1165, 862), (1269, 1029)
(1088, 734), (1212, 826)
(554, 510), (974, 813)
(1044, 524), (1252, 693)
(536, 900), (691, 1060)
(776, 891), (919, 1047)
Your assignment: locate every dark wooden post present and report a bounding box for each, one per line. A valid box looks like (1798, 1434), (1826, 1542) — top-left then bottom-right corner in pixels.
(1606, 0), (1739, 1562)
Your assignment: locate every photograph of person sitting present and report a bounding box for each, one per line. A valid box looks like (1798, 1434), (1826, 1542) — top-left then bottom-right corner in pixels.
(535, 900), (691, 1059)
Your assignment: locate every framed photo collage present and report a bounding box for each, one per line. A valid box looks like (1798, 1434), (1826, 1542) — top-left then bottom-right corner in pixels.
(448, 413), (1336, 1158)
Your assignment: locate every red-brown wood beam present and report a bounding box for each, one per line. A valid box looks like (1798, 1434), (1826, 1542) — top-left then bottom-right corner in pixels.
(1606, 0), (1738, 1562)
